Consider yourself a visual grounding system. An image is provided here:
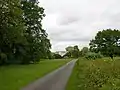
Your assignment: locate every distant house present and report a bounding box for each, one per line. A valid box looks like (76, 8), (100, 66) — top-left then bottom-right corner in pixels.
(22, 0), (37, 3)
(55, 51), (66, 56)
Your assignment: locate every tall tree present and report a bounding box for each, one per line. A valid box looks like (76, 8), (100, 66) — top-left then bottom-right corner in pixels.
(21, 0), (51, 63)
(81, 47), (89, 56)
(65, 46), (74, 58)
(72, 45), (79, 58)
(89, 29), (120, 56)
(0, 0), (26, 64)
(65, 45), (79, 58)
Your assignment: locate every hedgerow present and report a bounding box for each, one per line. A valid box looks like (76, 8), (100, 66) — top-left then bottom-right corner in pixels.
(85, 52), (103, 60)
(76, 59), (120, 90)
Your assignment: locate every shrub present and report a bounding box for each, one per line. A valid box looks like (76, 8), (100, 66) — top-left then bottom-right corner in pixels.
(76, 59), (120, 90)
(0, 53), (7, 65)
(85, 52), (103, 60)
(53, 53), (63, 59)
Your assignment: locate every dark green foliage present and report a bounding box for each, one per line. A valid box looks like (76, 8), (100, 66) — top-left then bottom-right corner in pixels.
(0, 0), (51, 65)
(85, 52), (103, 60)
(65, 45), (80, 58)
(52, 53), (62, 59)
(21, 0), (51, 63)
(0, 0), (27, 64)
(80, 47), (89, 56)
(72, 46), (80, 58)
(89, 29), (120, 56)
(64, 52), (72, 58)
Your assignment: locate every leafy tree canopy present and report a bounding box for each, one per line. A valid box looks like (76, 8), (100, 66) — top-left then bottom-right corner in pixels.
(89, 29), (120, 56)
(65, 45), (80, 58)
(80, 47), (89, 56)
(0, 0), (51, 65)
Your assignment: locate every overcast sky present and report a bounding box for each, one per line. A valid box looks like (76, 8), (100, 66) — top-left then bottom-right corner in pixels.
(39, 0), (120, 51)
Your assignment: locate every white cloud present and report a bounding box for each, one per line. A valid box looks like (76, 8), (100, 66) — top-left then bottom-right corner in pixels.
(39, 0), (120, 51)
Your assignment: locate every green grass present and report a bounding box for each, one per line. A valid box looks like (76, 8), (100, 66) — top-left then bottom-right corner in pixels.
(0, 59), (70, 90)
(66, 57), (120, 90)
(66, 62), (78, 90)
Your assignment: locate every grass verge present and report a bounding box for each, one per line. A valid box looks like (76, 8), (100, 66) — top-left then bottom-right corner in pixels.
(66, 62), (78, 90)
(66, 57), (120, 90)
(0, 59), (70, 90)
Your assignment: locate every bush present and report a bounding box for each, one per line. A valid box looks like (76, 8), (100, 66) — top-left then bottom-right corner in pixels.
(76, 59), (120, 90)
(0, 53), (7, 65)
(85, 52), (103, 60)
(53, 53), (63, 59)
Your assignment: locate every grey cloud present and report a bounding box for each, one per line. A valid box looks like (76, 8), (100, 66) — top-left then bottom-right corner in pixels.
(58, 15), (80, 25)
(53, 37), (90, 42)
(48, 27), (91, 43)
(40, 0), (120, 51)
(110, 13), (120, 24)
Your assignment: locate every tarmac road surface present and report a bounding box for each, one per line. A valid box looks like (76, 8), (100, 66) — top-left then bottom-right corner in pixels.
(21, 60), (77, 90)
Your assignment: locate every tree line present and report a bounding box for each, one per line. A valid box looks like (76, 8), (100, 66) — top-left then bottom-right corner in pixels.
(0, 0), (120, 65)
(90, 29), (120, 57)
(63, 29), (120, 59)
(0, 0), (51, 65)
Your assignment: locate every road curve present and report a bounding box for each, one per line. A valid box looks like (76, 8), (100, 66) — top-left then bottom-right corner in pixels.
(21, 60), (77, 90)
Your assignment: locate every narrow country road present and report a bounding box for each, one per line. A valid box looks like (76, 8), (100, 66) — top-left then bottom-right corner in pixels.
(21, 60), (77, 90)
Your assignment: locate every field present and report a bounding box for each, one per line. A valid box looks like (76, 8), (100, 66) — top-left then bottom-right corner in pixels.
(0, 59), (70, 90)
(66, 57), (120, 90)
